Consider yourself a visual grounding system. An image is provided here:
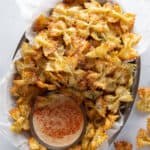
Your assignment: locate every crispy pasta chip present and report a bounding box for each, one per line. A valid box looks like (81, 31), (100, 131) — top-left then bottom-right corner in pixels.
(28, 137), (47, 150)
(136, 88), (150, 112)
(32, 15), (49, 32)
(136, 129), (150, 148)
(114, 141), (132, 150)
(102, 114), (119, 130)
(68, 145), (82, 150)
(10, 104), (31, 133)
(81, 123), (95, 150)
(136, 118), (150, 149)
(119, 33), (141, 60)
(120, 13), (135, 33)
(89, 127), (108, 150)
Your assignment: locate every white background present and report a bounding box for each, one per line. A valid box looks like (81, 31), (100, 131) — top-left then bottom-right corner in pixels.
(1, 0), (150, 150)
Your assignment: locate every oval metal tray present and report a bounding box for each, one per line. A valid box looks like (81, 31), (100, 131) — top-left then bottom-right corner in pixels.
(12, 33), (141, 146)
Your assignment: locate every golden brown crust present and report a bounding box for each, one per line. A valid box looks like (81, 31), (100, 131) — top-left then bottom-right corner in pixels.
(136, 118), (150, 149)
(114, 141), (132, 150)
(63, 0), (85, 4)
(63, 0), (75, 3)
(136, 88), (150, 112)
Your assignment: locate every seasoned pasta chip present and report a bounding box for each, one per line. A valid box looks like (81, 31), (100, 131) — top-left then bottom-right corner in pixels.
(96, 97), (107, 117)
(45, 56), (78, 73)
(115, 86), (133, 102)
(89, 127), (108, 150)
(21, 42), (37, 57)
(33, 15), (49, 32)
(10, 104), (31, 133)
(68, 145), (81, 150)
(136, 129), (150, 148)
(136, 88), (150, 112)
(114, 141), (132, 150)
(102, 114), (119, 130)
(29, 137), (47, 150)
(86, 42), (111, 59)
(81, 123), (95, 149)
(9, 107), (21, 121)
(120, 13), (135, 33)
(122, 33), (141, 47)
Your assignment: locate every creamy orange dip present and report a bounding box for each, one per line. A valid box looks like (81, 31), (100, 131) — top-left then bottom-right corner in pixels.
(33, 98), (84, 147)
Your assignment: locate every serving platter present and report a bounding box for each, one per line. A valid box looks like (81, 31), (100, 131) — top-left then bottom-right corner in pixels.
(10, 0), (141, 149)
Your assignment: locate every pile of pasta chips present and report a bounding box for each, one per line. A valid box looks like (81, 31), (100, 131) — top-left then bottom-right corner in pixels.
(9, 0), (140, 149)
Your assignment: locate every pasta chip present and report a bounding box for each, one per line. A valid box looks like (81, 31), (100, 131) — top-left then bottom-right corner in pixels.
(136, 88), (150, 112)
(136, 129), (150, 148)
(102, 114), (119, 130)
(10, 104), (31, 133)
(81, 123), (95, 149)
(96, 97), (107, 117)
(114, 141), (132, 150)
(89, 127), (108, 150)
(68, 145), (82, 150)
(21, 42), (37, 57)
(28, 137), (47, 150)
(115, 86), (133, 102)
(120, 13), (135, 33)
(32, 15), (49, 32)
(86, 42), (111, 59)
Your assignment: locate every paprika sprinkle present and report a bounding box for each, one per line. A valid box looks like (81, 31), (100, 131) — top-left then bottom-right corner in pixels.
(32, 94), (84, 148)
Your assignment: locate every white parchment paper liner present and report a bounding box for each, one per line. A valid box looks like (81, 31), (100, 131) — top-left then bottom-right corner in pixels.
(1, 0), (150, 149)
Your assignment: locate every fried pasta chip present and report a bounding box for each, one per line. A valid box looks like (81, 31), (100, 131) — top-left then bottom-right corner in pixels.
(136, 118), (150, 149)
(102, 114), (119, 130)
(81, 123), (95, 150)
(96, 97), (107, 117)
(120, 13), (135, 33)
(9, 104), (31, 133)
(89, 127), (108, 150)
(136, 88), (150, 112)
(28, 137), (47, 150)
(32, 15), (49, 32)
(68, 145), (82, 150)
(119, 33), (141, 60)
(136, 129), (150, 148)
(114, 141), (132, 150)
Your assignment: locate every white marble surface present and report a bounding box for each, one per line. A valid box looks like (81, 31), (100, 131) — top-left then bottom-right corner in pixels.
(0, 0), (150, 150)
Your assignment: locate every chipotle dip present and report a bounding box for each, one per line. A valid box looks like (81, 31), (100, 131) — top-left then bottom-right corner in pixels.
(32, 94), (84, 148)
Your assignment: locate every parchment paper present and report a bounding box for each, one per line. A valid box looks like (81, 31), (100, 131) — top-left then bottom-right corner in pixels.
(1, 0), (150, 149)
